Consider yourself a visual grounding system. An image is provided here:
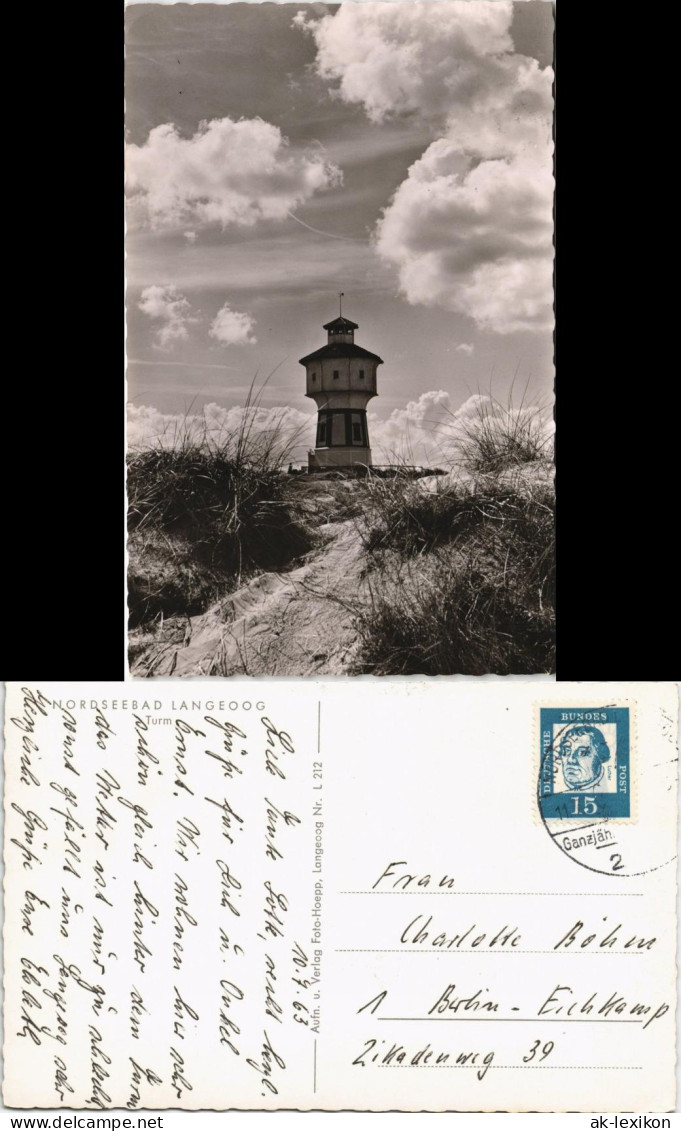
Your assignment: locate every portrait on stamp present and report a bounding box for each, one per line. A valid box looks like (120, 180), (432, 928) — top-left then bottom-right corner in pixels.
(556, 724), (616, 793)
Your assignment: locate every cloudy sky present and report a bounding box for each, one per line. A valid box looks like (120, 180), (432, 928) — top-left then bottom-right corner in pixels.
(126, 1), (554, 461)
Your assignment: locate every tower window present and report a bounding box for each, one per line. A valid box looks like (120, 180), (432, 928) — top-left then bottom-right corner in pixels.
(359, 369), (365, 379)
(333, 370), (339, 379)
(311, 372), (316, 382)
(351, 412), (364, 445)
(331, 414), (345, 445)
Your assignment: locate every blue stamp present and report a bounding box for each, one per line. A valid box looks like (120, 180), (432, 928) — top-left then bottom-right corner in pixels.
(539, 707), (631, 820)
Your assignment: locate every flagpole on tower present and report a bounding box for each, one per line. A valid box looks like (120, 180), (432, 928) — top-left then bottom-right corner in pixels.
(339, 291), (344, 317)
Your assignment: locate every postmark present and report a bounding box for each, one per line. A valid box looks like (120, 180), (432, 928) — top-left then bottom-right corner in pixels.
(539, 706), (630, 820)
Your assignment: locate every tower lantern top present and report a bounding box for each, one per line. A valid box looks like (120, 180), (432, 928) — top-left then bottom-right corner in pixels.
(322, 315), (359, 344)
(299, 311), (382, 365)
(323, 315), (359, 331)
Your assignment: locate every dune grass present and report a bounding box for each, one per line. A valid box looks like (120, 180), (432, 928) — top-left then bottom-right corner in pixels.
(127, 387), (315, 629)
(352, 394), (555, 675)
(450, 390), (554, 474)
(354, 483), (555, 674)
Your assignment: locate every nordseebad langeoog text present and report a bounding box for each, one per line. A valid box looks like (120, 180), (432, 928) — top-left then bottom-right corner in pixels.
(49, 700), (266, 713)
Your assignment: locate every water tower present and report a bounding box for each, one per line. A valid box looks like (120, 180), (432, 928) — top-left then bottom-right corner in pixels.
(299, 298), (383, 470)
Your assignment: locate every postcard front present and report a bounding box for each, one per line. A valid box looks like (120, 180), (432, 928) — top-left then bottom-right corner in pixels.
(125, 0), (555, 680)
(3, 681), (677, 1111)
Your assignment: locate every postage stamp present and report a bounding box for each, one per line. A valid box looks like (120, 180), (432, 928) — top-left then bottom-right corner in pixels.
(539, 706), (631, 820)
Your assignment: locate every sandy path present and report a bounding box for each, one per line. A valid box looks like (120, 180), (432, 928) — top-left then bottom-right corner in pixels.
(130, 518), (367, 677)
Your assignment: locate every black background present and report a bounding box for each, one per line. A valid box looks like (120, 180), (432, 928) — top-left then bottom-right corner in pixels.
(4, 3), (676, 681)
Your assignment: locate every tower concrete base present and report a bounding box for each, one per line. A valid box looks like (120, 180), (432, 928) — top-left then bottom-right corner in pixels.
(308, 447), (371, 470)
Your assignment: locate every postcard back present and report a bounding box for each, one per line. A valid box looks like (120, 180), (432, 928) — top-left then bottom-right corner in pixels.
(3, 681), (677, 1111)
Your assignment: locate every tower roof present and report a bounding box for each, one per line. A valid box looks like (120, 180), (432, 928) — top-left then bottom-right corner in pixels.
(323, 315), (359, 332)
(299, 342), (383, 366)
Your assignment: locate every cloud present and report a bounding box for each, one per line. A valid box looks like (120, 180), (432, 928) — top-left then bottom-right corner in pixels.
(369, 391), (553, 465)
(138, 285), (197, 348)
(209, 302), (257, 346)
(183, 231), (197, 243)
(296, 2), (553, 334)
(127, 393), (448, 465)
(137, 288), (258, 351)
(375, 146), (553, 333)
(369, 389), (454, 464)
(127, 391), (552, 470)
(126, 117), (342, 231)
(456, 343), (474, 355)
(127, 401), (316, 457)
(294, 3), (514, 125)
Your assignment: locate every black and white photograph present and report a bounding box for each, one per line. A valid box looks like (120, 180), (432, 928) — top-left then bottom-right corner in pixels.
(125, 0), (555, 678)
